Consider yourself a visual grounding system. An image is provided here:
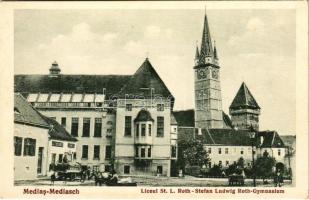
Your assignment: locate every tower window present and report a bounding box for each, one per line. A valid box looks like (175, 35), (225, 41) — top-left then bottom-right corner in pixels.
(218, 148), (222, 154)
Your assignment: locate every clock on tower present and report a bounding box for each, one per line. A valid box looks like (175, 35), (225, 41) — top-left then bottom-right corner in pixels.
(193, 12), (223, 129)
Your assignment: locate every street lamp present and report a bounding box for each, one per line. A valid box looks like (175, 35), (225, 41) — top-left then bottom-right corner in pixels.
(249, 126), (256, 187)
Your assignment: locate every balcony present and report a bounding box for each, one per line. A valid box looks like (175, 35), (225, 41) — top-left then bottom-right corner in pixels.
(171, 133), (177, 140)
(134, 136), (153, 145)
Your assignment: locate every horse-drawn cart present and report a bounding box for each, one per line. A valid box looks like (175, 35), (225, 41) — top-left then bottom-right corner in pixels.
(51, 163), (87, 182)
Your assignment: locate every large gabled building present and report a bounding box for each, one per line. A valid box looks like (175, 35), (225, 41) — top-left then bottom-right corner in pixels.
(15, 59), (177, 177)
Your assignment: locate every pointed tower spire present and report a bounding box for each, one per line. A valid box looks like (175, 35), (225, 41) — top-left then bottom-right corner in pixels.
(199, 11), (214, 64)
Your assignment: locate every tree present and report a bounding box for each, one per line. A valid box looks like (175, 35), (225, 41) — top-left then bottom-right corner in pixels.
(255, 151), (276, 183)
(179, 138), (210, 168)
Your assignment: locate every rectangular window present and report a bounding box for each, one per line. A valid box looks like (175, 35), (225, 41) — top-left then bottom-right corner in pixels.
(171, 146), (177, 158)
(106, 129), (112, 137)
(23, 138), (36, 156)
(52, 141), (63, 147)
(208, 148), (211, 154)
(157, 117), (164, 137)
(278, 149), (281, 156)
(82, 145), (88, 159)
(136, 124), (139, 137)
(157, 104), (164, 111)
(58, 154), (63, 163)
(241, 148), (244, 155)
(125, 104), (132, 111)
(94, 145), (100, 160)
(124, 165), (130, 174)
(94, 118), (102, 137)
(218, 148), (222, 154)
(208, 162), (212, 168)
(68, 143), (75, 148)
(141, 148), (145, 158)
(124, 116), (132, 136)
(14, 136), (22, 156)
(51, 153), (56, 164)
(225, 148), (229, 154)
(82, 118), (90, 137)
(61, 117), (66, 126)
(135, 146), (139, 157)
(157, 166), (163, 174)
(105, 145), (111, 159)
(148, 147), (152, 157)
(71, 117), (79, 137)
(226, 161), (229, 166)
(141, 124), (146, 136)
(219, 161), (222, 167)
(148, 124), (152, 136)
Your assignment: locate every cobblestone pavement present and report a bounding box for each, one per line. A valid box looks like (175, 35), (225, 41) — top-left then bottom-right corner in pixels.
(15, 176), (293, 187)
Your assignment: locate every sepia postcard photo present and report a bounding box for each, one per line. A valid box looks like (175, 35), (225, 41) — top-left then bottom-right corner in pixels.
(0, 1), (308, 199)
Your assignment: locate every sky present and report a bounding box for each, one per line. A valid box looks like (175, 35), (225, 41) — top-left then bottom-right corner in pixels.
(14, 9), (296, 135)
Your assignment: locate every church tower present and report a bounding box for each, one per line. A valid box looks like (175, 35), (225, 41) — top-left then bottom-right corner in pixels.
(229, 82), (261, 130)
(194, 13), (223, 129)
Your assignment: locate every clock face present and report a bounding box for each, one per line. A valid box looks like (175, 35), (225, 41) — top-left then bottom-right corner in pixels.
(212, 69), (218, 79)
(197, 68), (207, 80)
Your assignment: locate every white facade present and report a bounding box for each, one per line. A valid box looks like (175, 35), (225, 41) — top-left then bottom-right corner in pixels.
(204, 145), (286, 168)
(114, 99), (173, 176)
(14, 123), (49, 180)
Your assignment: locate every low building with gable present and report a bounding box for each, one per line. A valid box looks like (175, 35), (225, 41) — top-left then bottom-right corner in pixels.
(14, 93), (77, 180)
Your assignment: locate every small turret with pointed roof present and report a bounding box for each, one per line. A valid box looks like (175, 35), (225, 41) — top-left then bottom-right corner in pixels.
(229, 82), (261, 130)
(194, 44), (200, 66)
(213, 40), (219, 65)
(49, 61), (61, 77)
(213, 41), (218, 60)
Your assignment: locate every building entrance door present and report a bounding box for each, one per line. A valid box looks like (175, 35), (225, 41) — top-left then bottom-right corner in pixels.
(37, 147), (44, 174)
